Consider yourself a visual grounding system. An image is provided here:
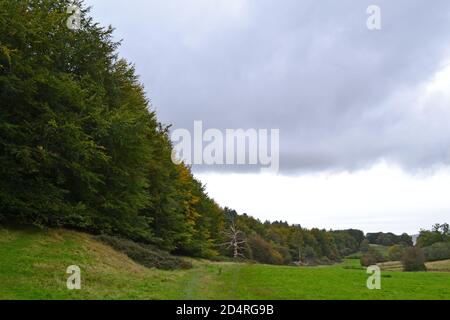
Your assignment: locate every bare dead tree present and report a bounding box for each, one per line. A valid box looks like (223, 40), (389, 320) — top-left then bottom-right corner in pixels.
(221, 219), (246, 259)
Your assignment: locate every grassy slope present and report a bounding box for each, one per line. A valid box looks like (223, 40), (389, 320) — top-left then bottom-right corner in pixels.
(426, 260), (450, 272)
(0, 227), (449, 300)
(370, 244), (390, 258)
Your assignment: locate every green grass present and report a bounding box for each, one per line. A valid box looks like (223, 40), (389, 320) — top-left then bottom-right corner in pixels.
(1, 227), (449, 300)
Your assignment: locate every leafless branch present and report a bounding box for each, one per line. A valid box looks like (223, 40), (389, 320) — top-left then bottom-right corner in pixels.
(219, 220), (247, 259)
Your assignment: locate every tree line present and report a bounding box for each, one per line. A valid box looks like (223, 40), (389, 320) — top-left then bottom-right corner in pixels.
(226, 209), (366, 265)
(359, 224), (450, 271)
(0, 0), (370, 265)
(0, 0), (222, 258)
(417, 223), (450, 262)
(3, 1), (438, 268)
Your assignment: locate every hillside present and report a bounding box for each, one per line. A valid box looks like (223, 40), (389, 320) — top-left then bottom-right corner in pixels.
(1, 227), (450, 300)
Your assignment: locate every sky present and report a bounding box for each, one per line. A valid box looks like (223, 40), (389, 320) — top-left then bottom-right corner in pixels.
(85, 0), (450, 234)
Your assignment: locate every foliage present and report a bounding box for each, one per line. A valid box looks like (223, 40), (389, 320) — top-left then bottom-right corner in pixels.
(360, 239), (370, 253)
(423, 242), (450, 262)
(402, 247), (427, 272)
(417, 223), (450, 247)
(1, 0), (150, 235)
(96, 235), (192, 270)
(345, 252), (363, 259)
(366, 232), (413, 246)
(228, 213), (356, 265)
(0, 0), (223, 258)
(331, 229), (365, 256)
(360, 247), (386, 267)
(388, 245), (406, 261)
(247, 234), (284, 265)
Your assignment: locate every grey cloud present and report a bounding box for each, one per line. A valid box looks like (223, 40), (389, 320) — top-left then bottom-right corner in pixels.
(87, 0), (450, 174)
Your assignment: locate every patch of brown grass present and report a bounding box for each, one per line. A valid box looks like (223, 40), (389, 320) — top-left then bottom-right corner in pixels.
(426, 259), (450, 272)
(64, 231), (148, 275)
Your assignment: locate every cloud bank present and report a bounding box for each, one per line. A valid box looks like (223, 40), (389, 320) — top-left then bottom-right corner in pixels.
(87, 0), (450, 174)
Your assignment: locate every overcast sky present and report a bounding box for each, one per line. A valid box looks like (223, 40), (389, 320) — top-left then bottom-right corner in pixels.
(86, 0), (450, 234)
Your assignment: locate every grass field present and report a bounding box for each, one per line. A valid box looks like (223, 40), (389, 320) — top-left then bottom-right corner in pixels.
(1, 227), (449, 300)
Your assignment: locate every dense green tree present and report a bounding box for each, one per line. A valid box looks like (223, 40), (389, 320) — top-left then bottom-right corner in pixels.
(0, 0), (224, 257)
(399, 233), (414, 246)
(0, 0), (154, 240)
(417, 223), (450, 247)
(366, 232), (412, 246)
(331, 229), (364, 256)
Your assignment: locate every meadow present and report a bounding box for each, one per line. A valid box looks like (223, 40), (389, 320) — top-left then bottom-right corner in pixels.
(0, 227), (449, 300)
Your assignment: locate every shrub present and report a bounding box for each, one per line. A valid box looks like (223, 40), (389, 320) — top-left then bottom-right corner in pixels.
(360, 253), (377, 267)
(360, 247), (385, 267)
(96, 235), (192, 270)
(247, 235), (283, 265)
(402, 247), (427, 272)
(274, 245), (293, 265)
